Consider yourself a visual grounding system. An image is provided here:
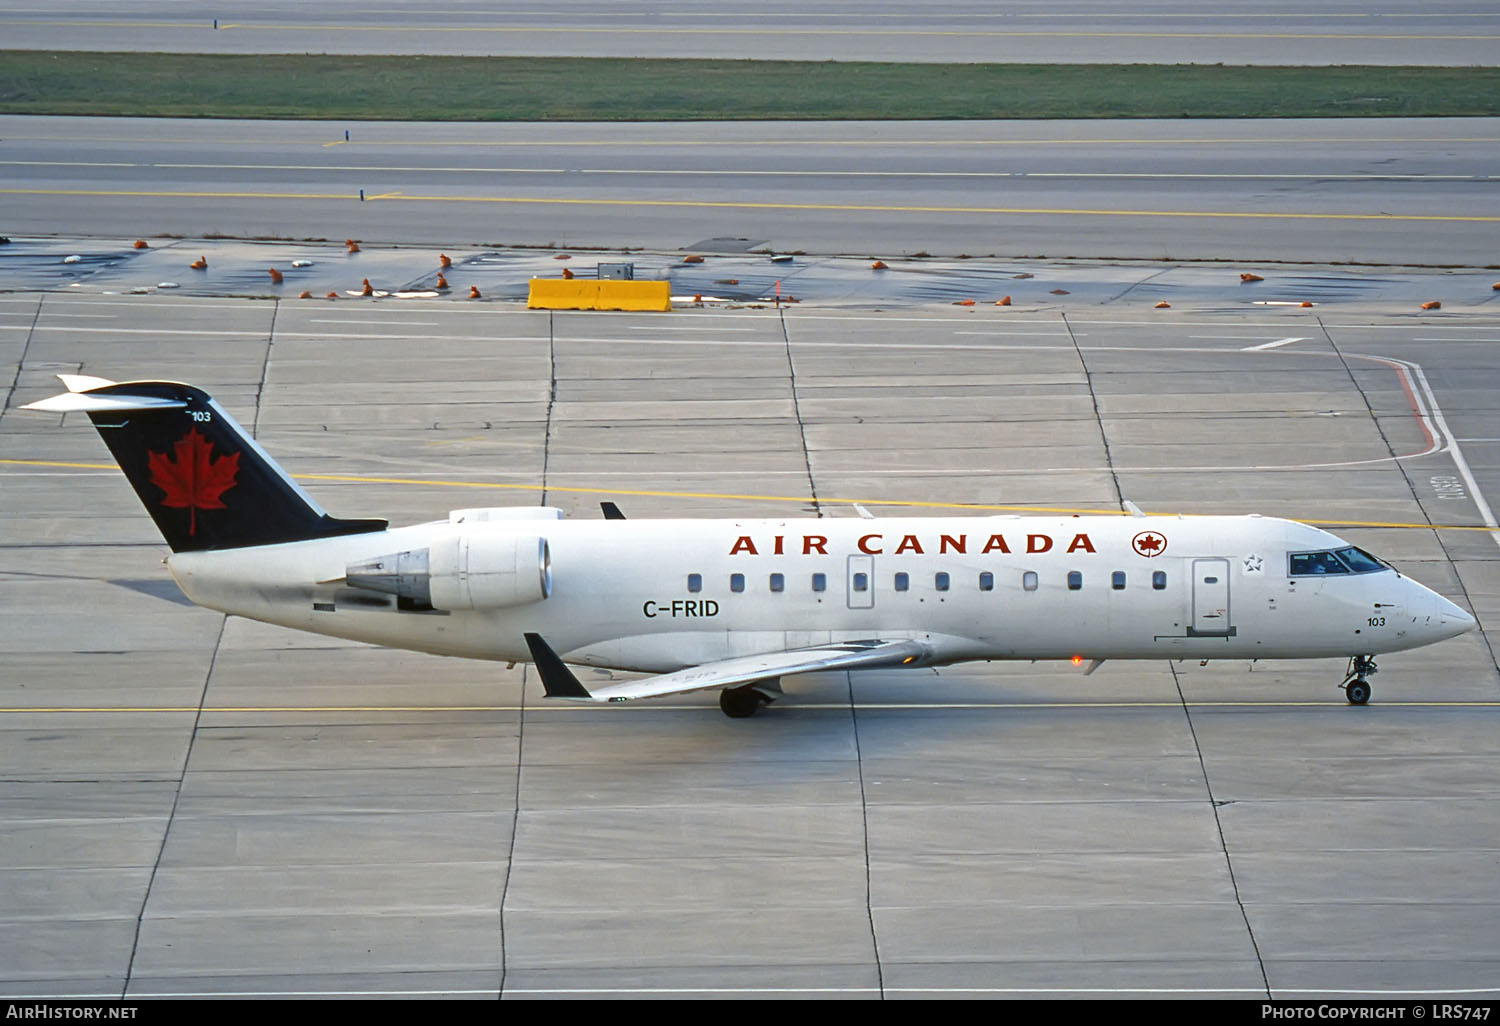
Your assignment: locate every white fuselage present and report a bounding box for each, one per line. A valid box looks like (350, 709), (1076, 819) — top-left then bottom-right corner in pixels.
(164, 512), (1474, 675)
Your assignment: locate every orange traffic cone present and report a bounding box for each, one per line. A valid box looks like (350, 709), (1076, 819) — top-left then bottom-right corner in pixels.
(189, 256), (207, 270)
(440, 254), (452, 269)
(346, 239), (360, 253)
(268, 268), (283, 284)
(360, 278), (373, 296)
(435, 274), (449, 290)
(468, 285), (481, 299)
(133, 240), (148, 249)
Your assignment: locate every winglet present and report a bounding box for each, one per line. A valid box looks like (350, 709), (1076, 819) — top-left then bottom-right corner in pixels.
(524, 633), (596, 700)
(1122, 500), (1146, 518)
(600, 501), (626, 520)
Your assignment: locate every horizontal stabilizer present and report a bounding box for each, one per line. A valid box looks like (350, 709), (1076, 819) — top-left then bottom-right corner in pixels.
(23, 391), (187, 414)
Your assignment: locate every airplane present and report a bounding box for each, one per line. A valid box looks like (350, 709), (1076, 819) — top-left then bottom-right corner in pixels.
(23, 374), (1478, 717)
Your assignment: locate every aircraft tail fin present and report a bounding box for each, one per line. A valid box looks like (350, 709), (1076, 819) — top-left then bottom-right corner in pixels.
(23, 376), (387, 552)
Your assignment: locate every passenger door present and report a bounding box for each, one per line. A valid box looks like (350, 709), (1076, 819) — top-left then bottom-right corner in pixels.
(1191, 558), (1232, 635)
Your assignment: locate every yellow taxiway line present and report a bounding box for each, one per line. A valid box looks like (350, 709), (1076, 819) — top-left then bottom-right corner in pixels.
(3, 701), (1499, 715)
(1, 457), (1495, 533)
(5, 20), (1496, 41)
(0, 187), (1495, 224)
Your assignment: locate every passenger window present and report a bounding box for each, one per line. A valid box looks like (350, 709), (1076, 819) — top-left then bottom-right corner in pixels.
(731, 573), (745, 593)
(852, 572), (869, 592)
(1152, 571), (1167, 590)
(687, 573), (702, 593)
(1067, 571), (1082, 591)
(979, 571), (994, 592)
(812, 572), (827, 592)
(1023, 571), (1039, 592)
(1112, 571), (1126, 590)
(894, 572), (909, 592)
(935, 572), (950, 591)
(770, 573), (784, 593)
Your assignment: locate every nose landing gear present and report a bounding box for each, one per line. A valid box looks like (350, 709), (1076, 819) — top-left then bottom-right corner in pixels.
(1342, 655), (1378, 705)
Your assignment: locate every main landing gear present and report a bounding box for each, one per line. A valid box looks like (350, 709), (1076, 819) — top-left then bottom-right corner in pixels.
(1342, 654), (1378, 706)
(719, 683), (776, 718)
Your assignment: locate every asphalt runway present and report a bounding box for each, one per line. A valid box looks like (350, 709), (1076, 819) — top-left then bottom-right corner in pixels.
(4, 0), (1498, 64)
(1, 285), (1498, 997)
(4, 116), (1498, 265)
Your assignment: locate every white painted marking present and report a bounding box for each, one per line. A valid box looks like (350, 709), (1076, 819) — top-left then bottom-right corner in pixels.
(1395, 356), (1500, 551)
(792, 313), (1063, 325)
(1067, 317), (1322, 328)
(305, 319), (442, 326)
(9, 160), (1486, 183)
(30, 326), (269, 336)
(627, 324), (755, 331)
(954, 330), (1077, 338)
(1325, 323), (1500, 331)
(1242, 336), (1308, 351)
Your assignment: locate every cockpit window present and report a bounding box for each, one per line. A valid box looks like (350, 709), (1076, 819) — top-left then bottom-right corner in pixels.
(1334, 546), (1386, 573)
(1289, 548), (1389, 576)
(1289, 550), (1350, 575)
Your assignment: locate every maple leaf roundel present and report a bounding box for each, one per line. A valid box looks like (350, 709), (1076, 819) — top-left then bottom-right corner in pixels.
(1132, 531), (1167, 557)
(146, 428), (241, 537)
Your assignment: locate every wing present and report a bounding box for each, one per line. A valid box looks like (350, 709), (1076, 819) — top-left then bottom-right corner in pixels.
(525, 634), (929, 703)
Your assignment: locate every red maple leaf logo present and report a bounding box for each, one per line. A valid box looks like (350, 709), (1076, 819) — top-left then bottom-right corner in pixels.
(147, 428), (240, 537)
(1133, 532), (1166, 557)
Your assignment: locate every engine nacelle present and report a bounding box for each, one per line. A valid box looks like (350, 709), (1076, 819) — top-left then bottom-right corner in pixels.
(346, 533), (551, 611)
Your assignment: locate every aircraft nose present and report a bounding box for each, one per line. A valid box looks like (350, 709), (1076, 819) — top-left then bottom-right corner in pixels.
(1433, 593), (1478, 637)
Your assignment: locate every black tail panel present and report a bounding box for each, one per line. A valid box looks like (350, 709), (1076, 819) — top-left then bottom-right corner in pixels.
(84, 381), (386, 552)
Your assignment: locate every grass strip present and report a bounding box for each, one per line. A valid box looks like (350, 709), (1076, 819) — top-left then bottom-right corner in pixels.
(2, 52), (1498, 120)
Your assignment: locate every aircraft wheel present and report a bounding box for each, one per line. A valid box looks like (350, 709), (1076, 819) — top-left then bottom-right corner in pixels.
(1345, 679), (1371, 706)
(719, 686), (764, 718)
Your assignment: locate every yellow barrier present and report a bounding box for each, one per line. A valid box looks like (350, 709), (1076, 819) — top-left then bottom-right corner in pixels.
(527, 279), (671, 311)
